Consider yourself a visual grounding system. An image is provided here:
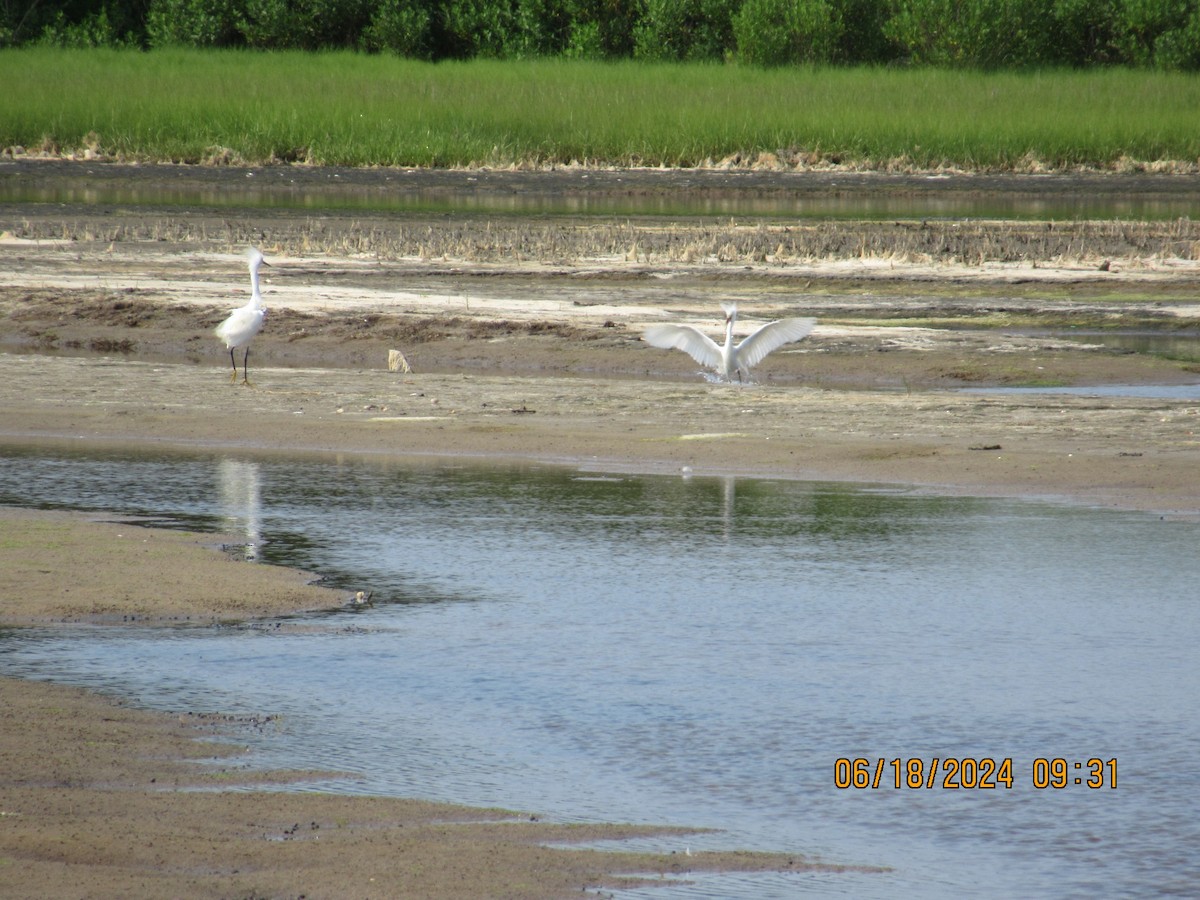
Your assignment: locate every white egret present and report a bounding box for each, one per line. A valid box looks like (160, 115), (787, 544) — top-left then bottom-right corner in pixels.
(215, 247), (269, 385)
(642, 302), (815, 382)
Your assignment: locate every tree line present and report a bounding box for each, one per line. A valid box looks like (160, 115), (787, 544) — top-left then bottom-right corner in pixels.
(6, 0), (1200, 69)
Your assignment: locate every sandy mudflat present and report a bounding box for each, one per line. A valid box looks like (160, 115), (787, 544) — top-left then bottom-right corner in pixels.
(1, 338), (1198, 516)
(0, 507), (342, 625)
(2, 166), (1200, 896)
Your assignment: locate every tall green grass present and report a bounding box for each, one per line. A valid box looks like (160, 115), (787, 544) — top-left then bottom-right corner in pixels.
(3, 48), (1199, 169)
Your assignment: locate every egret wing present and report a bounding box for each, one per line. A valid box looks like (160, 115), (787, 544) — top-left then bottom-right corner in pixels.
(643, 324), (724, 369)
(735, 317), (816, 369)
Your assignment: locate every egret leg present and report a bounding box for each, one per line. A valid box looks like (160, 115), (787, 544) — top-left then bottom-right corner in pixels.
(241, 347), (252, 386)
(228, 348), (238, 383)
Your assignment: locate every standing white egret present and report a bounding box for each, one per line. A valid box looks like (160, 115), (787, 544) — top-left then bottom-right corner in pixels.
(215, 247), (269, 385)
(642, 302), (815, 382)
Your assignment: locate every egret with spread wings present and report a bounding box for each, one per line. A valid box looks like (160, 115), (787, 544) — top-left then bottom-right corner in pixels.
(643, 302), (815, 382)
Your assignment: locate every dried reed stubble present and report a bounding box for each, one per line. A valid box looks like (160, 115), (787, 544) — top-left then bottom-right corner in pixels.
(6, 215), (1200, 266)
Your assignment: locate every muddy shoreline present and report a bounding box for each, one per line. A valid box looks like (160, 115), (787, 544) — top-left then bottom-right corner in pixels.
(1, 507), (855, 898)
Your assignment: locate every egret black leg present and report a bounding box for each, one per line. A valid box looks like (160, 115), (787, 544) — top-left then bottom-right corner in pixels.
(228, 348), (238, 383)
(241, 348), (252, 385)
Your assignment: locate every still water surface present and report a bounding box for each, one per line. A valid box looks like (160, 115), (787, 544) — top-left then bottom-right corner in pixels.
(8, 179), (1189, 220)
(6, 164), (1200, 220)
(1, 448), (1198, 898)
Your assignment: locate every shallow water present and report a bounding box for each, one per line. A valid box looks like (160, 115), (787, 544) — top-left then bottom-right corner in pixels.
(5, 163), (1200, 221)
(2, 447), (1198, 898)
(1033, 330), (1200, 366)
(7, 179), (1187, 219)
(966, 383), (1200, 400)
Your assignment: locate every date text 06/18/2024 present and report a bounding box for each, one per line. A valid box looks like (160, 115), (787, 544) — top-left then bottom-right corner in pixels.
(833, 757), (1118, 790)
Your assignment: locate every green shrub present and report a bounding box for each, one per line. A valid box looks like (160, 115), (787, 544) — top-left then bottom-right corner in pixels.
(733, 0), (842, 65)
(563, 0), (642, 58)
(507, 0), (575, 56)
(146, 0), (245, 47)
(309, 0), (375, 46)
(7, 0), (1200, 66)
(436, 0), (514, 57)
(238, 0), (309, 47)
(1048, 0), (1119, 66)
(836, 0), (896, 63)
(361, 0), (433, 56)
(37, 5), (139, 47)
(238, 0), (372, 49)
(884, 0), (1050, 68)
(633, 0), (737, 61)
(2, 0), (45, 45)
(1154, 10), (1200, 69)
(1111, 0), (1191, 66)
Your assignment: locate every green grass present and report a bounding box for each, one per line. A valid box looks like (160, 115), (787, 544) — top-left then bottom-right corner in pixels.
(3, 48), (1200, 168)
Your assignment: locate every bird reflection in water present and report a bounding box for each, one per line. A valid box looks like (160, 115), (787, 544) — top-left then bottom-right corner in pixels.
(216, 458), (262, 560)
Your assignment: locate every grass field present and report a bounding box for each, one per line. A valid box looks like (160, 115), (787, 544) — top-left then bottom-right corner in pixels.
(4, 48), (1200, 169)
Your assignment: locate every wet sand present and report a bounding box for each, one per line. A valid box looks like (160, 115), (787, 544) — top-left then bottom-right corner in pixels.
(2, 167), (1200, 896)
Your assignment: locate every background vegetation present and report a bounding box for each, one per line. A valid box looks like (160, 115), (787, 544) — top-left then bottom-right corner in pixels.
(6, 0), (1200, 68)
(3, 48), (1198, 168)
